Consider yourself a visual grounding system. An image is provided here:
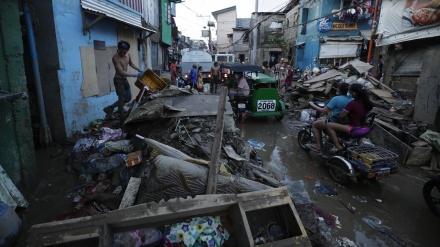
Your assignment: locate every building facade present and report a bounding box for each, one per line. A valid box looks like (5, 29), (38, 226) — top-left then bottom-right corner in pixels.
(249, 12), (287, 67)
(232, 18), (251, 63)
(212, 6), (237, 54)
(295, 0), (375, 70)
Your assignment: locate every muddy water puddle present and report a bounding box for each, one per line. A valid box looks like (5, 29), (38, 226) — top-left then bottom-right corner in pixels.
(239, 117), (440, 247)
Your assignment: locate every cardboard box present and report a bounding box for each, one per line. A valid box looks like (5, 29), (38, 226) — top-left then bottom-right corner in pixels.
(125, 151), (142, 167)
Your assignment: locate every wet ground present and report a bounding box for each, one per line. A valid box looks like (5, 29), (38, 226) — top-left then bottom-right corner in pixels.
(238, 116), (440, 247)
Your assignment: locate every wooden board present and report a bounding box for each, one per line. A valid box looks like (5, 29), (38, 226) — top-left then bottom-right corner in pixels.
(414, 49), (440, 127)
(28, 188), (310, 247)
(95, 49), (112, 96)
(80, 46), (99, 97)
(119, 177), (141, 209)
(369, 89), (396, 104)
(369, 123), (410, 165)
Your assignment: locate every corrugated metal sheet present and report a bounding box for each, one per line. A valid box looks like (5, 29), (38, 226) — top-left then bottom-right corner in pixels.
(119, 0), (143, 13)
(81, 0), (151, 31)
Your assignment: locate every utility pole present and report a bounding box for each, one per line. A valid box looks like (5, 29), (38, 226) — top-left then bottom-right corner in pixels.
(198, 15), (215, 53)
(252, 0), (258, 65)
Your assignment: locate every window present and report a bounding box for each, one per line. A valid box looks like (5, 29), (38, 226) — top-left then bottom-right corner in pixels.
(243, 32), (249, 43)
(166, 3), (172, 24)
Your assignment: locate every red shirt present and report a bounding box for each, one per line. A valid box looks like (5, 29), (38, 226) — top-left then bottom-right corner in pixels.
(343, 100), (368, 127)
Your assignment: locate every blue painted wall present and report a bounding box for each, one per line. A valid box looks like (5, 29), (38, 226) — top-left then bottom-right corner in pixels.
(49, 0), (141, 136)
(295, 0), (375, 70)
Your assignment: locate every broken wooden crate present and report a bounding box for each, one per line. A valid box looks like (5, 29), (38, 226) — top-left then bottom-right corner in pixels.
(27, 187), (311, 247)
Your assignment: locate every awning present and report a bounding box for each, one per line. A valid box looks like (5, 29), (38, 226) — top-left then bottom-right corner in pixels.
(295, 42), (305, 47)
(319, 42), (360, 59)
(81, 0), (155, 32)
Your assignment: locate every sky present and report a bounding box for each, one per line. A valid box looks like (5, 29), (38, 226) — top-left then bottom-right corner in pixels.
(175, 0), (290, 41)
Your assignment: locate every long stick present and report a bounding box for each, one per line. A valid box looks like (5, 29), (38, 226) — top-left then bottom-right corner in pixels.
(206, 86), (227, 194)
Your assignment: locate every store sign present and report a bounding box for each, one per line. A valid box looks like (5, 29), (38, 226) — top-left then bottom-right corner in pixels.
(317, 18), (332, 33)
(330, 22), (358, 30)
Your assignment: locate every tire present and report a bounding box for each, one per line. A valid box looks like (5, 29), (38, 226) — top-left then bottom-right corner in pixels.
(297, 130), (312, 151)
(237, 111), (243, 122)
(275, 114), (284, 121)
(423, 180), (440, 217)
(327, 158), (351, 185)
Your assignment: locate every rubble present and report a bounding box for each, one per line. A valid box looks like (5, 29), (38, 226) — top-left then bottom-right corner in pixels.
(287, 59), (437, 167)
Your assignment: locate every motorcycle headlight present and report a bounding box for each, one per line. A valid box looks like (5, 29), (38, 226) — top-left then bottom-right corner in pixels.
(208, 74), (211, 78)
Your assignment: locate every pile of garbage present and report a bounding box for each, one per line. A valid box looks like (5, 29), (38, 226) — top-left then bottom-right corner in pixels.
(60, 114), (282, 220)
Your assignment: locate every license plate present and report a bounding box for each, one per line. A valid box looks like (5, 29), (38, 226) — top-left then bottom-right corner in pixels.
(376, 168), (390, 180)
(238, 103), (246, 109)
(257, 100), (276, 112)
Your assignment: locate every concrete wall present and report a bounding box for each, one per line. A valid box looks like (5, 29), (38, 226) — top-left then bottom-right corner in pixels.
(33, 0), (142, 138)
(215, 9), (237, 53)
(0, 0), (36, 185)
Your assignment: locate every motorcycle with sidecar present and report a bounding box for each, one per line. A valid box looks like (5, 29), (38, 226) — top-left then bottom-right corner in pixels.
(297, 111), (399, 185)
(221, 63), (286, 121)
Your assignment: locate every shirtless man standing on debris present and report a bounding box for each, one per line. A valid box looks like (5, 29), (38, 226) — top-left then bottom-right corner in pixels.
(103, 40), (143, 125)
(210, 61), (220, 94)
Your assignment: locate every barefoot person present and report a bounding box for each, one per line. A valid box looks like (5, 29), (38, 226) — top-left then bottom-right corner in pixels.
(103, 40), (142, 124)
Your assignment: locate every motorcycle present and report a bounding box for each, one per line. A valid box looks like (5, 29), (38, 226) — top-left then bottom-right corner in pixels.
(297, 111), (399, 185)
(423, 173), (440, 217)
(230, 94), (250, 122)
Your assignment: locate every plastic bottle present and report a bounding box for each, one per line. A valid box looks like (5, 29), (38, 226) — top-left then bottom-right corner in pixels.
(0, 201), (21, 247)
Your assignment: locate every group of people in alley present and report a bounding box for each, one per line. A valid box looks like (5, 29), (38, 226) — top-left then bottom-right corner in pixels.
(103, 40), (375, 154)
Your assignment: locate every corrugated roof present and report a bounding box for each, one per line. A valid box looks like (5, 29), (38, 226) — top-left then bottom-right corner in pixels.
(81, 0), (154, 32)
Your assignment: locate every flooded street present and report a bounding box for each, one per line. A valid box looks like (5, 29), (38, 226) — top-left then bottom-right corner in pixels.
(239, 117), (440, 247)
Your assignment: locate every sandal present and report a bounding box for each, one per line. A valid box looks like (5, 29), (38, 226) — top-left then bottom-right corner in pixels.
(306, 143), (321, 152)
(329, 147), (343, 154)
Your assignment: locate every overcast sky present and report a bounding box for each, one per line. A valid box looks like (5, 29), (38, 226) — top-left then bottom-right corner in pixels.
(175, 0), (290, 41)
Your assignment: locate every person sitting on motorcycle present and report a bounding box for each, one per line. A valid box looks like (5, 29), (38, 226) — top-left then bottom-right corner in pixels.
(228, 73), (249, 101)
(307, 82), (352, 152)
(325, 83), (373, 153)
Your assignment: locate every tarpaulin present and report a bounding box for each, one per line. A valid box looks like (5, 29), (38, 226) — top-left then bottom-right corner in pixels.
(376, 0), (440, 46)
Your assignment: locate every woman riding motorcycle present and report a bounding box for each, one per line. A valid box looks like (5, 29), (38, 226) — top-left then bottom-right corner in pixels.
(325, 83), (373, 153)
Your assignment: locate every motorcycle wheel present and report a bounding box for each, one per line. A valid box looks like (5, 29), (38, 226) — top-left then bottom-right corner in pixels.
(237, 111), (243, 122)
(327, 158), (351, 185)
(423, 180), (440, 217)
(297, 130), (311, 151)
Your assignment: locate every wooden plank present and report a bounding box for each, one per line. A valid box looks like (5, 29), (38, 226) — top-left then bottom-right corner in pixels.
(107, 46), (117, 91)
(99, 224), (114, 247)
(228, 204), (253, 247)
(119, 177), (141, 209)
(80, 46), (99, 97)
(28, 195), (238, 246)
(374, 118), (404, 134)
(207, 86), (227, 194)
(371, 107), (408, 121)
(369, 123), (410, 164)
(0, 164), (28, 208)
(95, 49), (112, 96)
(414, 49), (440, 126)
(369, 89), (396, 104)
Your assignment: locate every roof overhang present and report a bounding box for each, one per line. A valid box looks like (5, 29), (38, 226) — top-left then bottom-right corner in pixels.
(81, 0), (156, 34)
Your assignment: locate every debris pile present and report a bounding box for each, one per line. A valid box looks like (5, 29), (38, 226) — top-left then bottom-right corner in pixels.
(287, 59), (437, 167)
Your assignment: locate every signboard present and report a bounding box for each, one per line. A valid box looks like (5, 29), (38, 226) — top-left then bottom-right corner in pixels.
(377, 0), (440, 46)
(317, 17), (332, 32)
(330, 22), (358, 30)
